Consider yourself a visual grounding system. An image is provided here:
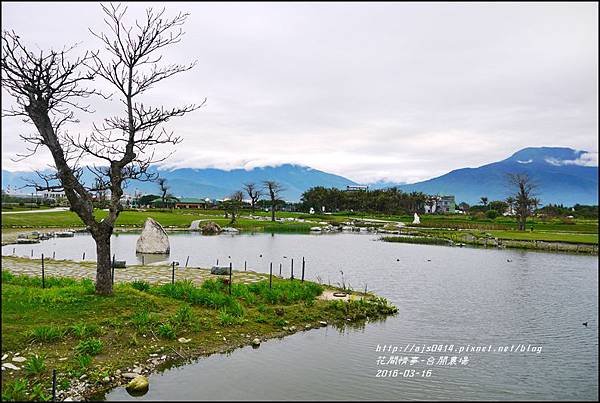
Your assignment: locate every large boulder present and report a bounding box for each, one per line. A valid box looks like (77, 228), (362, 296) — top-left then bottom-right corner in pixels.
(211, 266), (231, 275)
(126, 375), (149, 396)
(135, 218), (170, 254)
(200, 221), (221, 235)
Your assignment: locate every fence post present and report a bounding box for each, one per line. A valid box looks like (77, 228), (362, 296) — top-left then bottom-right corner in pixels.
(52, 251), (55, 259)
(185, 256), (190, 268)
(279, 263), (282, 277)
(172, 261), (175, 284)
(228, 262), (232, 295)
(111, 254), (115, 286)
(291, 258), (294, 280)
(52, 368), (56, 402)
(301, 257), (305, 282)
(216, 258), (219, 266)
(269, 262), (273, 289)
(244, 260), (247, 271)
(41, 253), (45, 289)
(82, 252), (85, 260)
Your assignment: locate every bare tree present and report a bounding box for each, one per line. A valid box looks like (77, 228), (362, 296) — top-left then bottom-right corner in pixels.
(507, 173), (539, 231)
(157, 177), (170, 207)
(242, 182), (262, 214)
(262, 181), (284, 222)
(223, 190), (244, 224)
(479, 196), (489, 208)
(1, 5), (203, 295)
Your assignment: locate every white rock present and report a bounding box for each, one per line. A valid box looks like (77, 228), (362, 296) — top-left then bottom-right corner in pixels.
(12, 356), (26, 363)
(135, 218), (170, 254)
(2, 363), (20, 370)
(1, 354), (7, 360)
(178, 337), (191, 343)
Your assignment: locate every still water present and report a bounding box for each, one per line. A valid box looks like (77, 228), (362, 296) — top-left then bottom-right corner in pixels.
(3, 232), (598, 400)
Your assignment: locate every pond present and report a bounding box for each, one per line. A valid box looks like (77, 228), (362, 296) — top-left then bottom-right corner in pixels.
(2, 232), (598, 400)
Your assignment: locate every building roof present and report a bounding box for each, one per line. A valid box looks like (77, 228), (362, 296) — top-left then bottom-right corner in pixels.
(176, 198), (207, 204)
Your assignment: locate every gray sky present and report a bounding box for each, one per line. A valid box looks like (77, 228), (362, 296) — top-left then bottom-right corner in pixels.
(1, 2), (598, 183)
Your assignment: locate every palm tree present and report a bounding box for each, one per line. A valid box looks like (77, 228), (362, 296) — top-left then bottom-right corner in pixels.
(480, 197), (489, 207)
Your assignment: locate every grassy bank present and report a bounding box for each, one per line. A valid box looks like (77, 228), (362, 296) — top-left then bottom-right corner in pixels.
(1, 269), (396, 401)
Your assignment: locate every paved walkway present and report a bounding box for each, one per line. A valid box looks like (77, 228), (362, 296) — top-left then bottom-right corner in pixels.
(1, 207), (70, 215)
(1, 256), (268, 286)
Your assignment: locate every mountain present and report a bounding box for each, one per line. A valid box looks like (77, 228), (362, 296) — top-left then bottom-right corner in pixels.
(2, 164), (358, 201)
(397, 147), (598, 206)
(2, 147), (597, 205)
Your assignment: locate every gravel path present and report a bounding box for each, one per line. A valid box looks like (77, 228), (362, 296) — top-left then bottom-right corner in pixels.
(1, 255), (268, 286)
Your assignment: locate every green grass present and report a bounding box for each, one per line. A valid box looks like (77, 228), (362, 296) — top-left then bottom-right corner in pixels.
(1, 270), (396, 401)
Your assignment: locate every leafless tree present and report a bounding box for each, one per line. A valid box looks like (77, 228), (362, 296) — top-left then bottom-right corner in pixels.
(223, 190), (244, 224)
(157, 177), (170, 206)
(1, 4), (203, 295)
(242, 182), (262, 214)
(262, 181), (285, 222)
(507, 173), (539, 231)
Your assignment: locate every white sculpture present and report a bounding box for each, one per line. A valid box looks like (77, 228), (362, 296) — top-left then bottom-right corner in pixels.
(309, 207), (315, 214)
(412, 213), (420, 225)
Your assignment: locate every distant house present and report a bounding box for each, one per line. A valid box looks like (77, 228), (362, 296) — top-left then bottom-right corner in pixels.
(174, 198), (207, 209)
(149, 197), (178, 208)
(424, 195), (456, 213)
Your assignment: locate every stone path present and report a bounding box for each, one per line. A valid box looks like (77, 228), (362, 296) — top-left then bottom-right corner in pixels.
(1, 256), (268, 286)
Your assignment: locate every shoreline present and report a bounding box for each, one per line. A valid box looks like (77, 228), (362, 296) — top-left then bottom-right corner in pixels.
(1, 256), (397, 401)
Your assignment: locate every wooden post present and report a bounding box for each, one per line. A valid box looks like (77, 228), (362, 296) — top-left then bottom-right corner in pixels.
(228, 262), (232, 295)
(142, 255), (145, 265)
(216, 258), (219, 266)
(12, 247), (15, 255)
(82, 252), (85, 260)
(291, 258), (294, 280)
(301, 257), (305, 282)
(41, 253), (45, 289)
(52, 251), (55, 259)
(112, 254), (115, 286)
(52, 369), (56, 402)
(31, 249), (33, 257)
(269, 262), (273, 289)
(279, 263), (282, 277)
(172, 261), (175, 284)
(185, 256), (190, 268)
(244, 260), (247, 271)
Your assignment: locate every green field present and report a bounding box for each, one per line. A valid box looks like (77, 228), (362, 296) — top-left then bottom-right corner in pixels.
(1, 267), (396, 401)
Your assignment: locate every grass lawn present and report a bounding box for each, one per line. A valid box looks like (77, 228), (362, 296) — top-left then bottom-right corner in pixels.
(1, 269), (396, 401)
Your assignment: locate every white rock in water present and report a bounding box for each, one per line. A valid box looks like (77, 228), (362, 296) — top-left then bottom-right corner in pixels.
(136, 218), (170, 254)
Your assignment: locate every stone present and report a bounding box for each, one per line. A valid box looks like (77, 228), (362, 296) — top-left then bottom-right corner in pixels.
(251, 338), (261, 347)
(135, 218), (170, 254)
(12, 356), (26, 363)
(178, 337), (191, 344)
(211, 266), (231, 275)
(122, 372), (138, 379)
(126, 375), (149, 395)
(221, 227), (240, 234)
(132, 367), (142, 374)
(1, 354), (7, 360)
(102, 376), (110, 383)
(319, 321), (328, 327)
(200, 221), (221, 235)
(2, 363), (19, 370)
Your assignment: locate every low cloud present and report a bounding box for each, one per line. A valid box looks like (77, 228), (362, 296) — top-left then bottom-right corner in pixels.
(545, 152), (598, 167)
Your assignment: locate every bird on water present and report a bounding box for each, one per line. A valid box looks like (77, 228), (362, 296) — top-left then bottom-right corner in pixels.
(583, 322), (588, 327)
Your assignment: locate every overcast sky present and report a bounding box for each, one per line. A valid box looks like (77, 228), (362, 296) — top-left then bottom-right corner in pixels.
(1, 2), (598, 183)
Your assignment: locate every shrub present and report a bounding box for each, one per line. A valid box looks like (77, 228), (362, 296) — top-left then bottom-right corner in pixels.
(75, 338), (103, 356)
(130, 280), (150, 292)
(24, 354), (46, 376)
(1, 379), (29, 401)
(485, 209), (499, 219)
(69, 323), (101, 338)
(27, 326), (65, 343)
(157, 323), (176, 339)
(76, 354), (92, 369)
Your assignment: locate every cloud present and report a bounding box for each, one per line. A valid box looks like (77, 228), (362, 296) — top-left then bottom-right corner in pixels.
(1, 2), (597, 184)
(545, 152), (598, 167)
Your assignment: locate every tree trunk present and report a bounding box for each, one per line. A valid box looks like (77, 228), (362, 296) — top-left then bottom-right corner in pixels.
(271, 201), (275, 221)
(93, 231), (113, 295)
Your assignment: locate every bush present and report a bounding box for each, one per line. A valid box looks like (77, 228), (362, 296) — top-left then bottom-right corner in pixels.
(27, 326), (65, 343)
(130, 280), (151, 292)
(75, 338), (103, 356)
(157, 323), (176, 339)
(24, 354), (46, 375)
(485, 209), (499, 219)
(69, 323), (101, 338)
